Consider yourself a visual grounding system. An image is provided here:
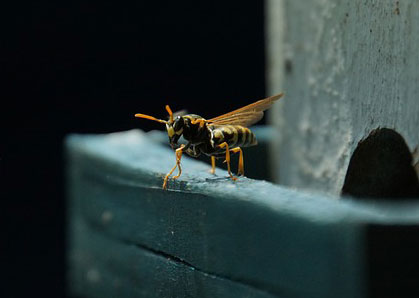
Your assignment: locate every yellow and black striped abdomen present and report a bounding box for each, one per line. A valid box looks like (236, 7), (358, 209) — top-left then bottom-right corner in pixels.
(210, 125), (257, 148)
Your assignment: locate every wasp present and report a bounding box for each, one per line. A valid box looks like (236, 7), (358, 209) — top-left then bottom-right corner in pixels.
(135, 93), (284, 189)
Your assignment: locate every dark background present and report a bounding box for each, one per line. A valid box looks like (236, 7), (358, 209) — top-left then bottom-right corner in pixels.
(3, 2), (265, 297)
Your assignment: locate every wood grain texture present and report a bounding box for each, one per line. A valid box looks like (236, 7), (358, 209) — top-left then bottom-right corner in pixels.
(69, 215), (277, 298)
(267, 0), (419, 194)
(66, 130), (419, 298)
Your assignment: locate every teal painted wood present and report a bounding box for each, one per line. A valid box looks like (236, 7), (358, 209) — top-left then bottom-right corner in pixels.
(69, 215), (277, 298)
(66, 130), (419, 298)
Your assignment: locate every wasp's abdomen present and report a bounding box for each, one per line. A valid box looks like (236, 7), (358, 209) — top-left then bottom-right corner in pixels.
(210, 125), (257, 148)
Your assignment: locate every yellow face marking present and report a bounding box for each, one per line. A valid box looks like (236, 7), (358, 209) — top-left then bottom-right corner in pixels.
(167, 125), (175, 138)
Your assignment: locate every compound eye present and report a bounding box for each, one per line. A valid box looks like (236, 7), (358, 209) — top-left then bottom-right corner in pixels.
(173, 116), (184, 131)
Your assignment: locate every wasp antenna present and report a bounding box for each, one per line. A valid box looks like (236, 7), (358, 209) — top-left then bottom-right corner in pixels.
(165, 105), (174, 123)
(134, 113), (167, 124)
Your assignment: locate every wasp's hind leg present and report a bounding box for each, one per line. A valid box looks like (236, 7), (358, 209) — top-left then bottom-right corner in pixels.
(210, 156), (216, 174)
(230, 147), (244, 176)
(218, 142), (237, 181)
(163, 144), (185, 189)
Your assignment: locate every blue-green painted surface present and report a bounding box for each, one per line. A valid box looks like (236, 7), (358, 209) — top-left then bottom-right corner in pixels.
(66, 130), (419, 298)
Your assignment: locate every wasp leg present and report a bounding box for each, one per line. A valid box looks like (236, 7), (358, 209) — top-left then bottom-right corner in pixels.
(210, 156), (216, 174)
(162, 144), (185, 189)
(218, 142), (237, 181)
(172, 147), (184, 179)
(162, 163), (177, 190)
(230, 147), (244, 176)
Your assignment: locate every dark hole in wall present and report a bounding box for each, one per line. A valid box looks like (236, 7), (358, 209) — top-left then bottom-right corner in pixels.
(341, 128), (419, 199)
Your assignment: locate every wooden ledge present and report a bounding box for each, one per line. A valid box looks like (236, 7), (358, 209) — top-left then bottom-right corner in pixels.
(66, 129), (419, 298)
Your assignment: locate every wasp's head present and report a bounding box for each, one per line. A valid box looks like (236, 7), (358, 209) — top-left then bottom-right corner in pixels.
(166, 115), (185, 148)
(135, 105), (184, 149)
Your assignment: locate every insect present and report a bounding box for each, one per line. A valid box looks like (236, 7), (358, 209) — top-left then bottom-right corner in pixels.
(135, 93), (284, 189)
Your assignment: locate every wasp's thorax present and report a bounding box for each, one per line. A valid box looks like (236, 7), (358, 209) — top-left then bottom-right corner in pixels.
(167, 114), (212, 148)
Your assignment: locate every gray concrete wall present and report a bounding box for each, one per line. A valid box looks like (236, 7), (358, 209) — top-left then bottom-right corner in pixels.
(267, 0), (419, 195)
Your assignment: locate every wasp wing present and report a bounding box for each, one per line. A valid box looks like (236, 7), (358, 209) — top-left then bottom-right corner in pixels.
(207, 93), (283, 127)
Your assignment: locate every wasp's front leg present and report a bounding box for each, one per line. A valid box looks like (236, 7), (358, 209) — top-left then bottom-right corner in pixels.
(162, 143), (188, 189)
(172, 145), (185, 180)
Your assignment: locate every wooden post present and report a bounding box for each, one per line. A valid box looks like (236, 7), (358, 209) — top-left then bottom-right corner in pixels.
(267, 0), (419, 195)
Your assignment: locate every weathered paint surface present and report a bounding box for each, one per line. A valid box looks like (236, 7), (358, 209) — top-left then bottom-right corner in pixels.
(66, 130), (419, 298)
(267, 0), (419, 194)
